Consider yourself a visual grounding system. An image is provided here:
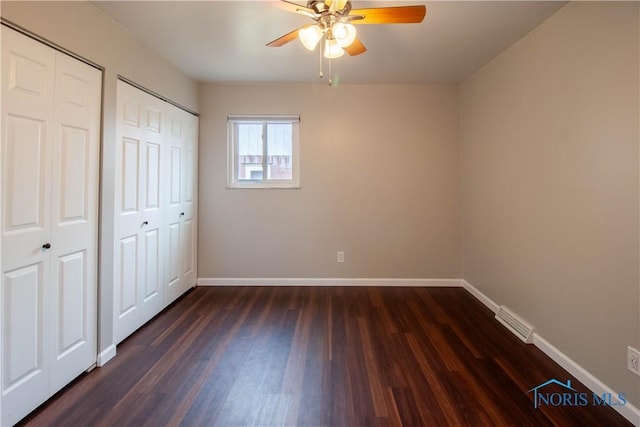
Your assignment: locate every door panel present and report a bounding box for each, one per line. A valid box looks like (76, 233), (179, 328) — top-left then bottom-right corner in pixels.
(167, 222), (181, 287)
(143, 229), (160, 302)
(165, 105), (198, 304)
(3, 263), (45, 390)
(145, 108), (161, 133)
(182, 112), (198, 290)
(60, 72), (90, 111)
(169, 147), (181, 206)
(118, 236), (138, 318)
(114, 83), (144, 343)
(8, 50), (49, 100)
(4, 115), (47, 232)
(1, 27), (55, 426)
(182, 218), (194, 276)
(122, 138), (140, 214)
(115, 234), (138, 344)
(139, 222), (163, 323)
(1, 262), (50, 425)
(184, 149), (195, 204)
(56, 251), (86, 355)
(49, 51), (99, 394)
(138, 104), (164, 324)
(165, 132), (182, 304)
(123, 101), (140, 127)
(58, 125), (89, 223)
(146, 143), (160, 210)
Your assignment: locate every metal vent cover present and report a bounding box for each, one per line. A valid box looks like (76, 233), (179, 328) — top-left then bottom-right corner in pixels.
(495, 306), (534, 344)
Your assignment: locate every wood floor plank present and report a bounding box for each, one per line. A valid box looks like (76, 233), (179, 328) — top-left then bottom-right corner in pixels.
(17, 286), (634, 427)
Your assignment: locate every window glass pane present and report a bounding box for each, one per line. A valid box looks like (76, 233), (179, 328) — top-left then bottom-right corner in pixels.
(228, 116), (299, 188)
(237, 123), (263, 181)
(266, 123), (293, 180)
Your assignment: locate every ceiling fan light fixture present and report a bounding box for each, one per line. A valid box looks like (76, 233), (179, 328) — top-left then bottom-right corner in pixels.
(332, 22), (356, 48)
(324, 37), (344, 59)
(299, 25), (323, 50)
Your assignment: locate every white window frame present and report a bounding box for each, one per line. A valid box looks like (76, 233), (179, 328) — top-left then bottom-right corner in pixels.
(227, 114), (300, 189)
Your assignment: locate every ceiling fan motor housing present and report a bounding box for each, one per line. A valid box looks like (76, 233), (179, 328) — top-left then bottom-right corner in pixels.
(308, 0), (352, 17)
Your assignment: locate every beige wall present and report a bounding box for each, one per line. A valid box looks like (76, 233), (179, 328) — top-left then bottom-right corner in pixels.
(0, 1), (199, 352)
(199, 83), (461, 279)
(460, 1), (639, 407)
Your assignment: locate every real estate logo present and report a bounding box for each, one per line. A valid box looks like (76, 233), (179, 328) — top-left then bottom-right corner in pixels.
(528, 379), (627, 409)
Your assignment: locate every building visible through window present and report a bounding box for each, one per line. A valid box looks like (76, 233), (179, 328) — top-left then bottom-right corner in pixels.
(228, 115), (300, 188)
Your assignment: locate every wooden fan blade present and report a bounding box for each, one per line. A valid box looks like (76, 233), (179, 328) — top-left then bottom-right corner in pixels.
(266, 25), (309, 47)
(350, 5), (426, 24)
(345, 38), (367, 56)
(276, 0), (315, 16)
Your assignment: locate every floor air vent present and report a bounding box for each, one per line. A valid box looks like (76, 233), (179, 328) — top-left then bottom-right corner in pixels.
(495, 306), (534, 344)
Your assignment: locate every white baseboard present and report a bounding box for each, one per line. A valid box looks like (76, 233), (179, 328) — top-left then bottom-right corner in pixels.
(462, 280), (640, 425)
(462, 279), (499, 313)
(197, 277), (463, 287)
(533, 334), (640, 424)
(96, 344), (116, 367)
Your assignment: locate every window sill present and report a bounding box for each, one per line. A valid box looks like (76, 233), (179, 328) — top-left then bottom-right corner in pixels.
(226, 183), (301, 190)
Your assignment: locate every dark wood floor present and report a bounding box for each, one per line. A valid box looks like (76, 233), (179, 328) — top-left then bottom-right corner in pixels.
(19, 286), (632, 426)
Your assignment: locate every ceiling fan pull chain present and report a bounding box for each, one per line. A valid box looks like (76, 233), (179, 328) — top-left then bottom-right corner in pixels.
(319, 40), (324, 78)
(329, 57), (333, 86)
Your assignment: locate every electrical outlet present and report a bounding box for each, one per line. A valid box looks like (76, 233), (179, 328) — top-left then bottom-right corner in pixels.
(337, 251), (345, 263)
(628, 346), (640, 376)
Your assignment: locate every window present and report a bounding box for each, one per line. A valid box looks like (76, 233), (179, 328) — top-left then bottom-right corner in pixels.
(227, 115), (300, 188)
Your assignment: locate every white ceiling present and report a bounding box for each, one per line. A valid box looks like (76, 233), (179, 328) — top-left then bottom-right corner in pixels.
(92, 0), (568, 84)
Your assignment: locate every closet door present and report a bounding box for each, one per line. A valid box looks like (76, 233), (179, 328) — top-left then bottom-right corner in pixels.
(165, 105), (198, 304)
(1, 27), (101, 426)
(1, 27), (56, 426)
(114, 81), (165, 344)
(49, 52), (100, 393)
(181, 112), (198, 291)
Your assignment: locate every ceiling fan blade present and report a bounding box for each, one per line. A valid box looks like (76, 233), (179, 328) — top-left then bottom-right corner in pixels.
(345, 38), (367, 56)
(266, 25), (309, 47)
(276, 0), (316, 17)
(350, 5), (426, 24)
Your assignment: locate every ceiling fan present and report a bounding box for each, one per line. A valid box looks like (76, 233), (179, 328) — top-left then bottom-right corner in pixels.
(267, 0), (427, 59)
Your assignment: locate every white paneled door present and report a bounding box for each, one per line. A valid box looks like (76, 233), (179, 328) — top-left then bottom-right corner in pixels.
(1, 27), (101, 426)
(114, 81), (166, 344)
(49, 52), (100, 394)
(114, 81), (198, 345)
(165, 104), (198, 304)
